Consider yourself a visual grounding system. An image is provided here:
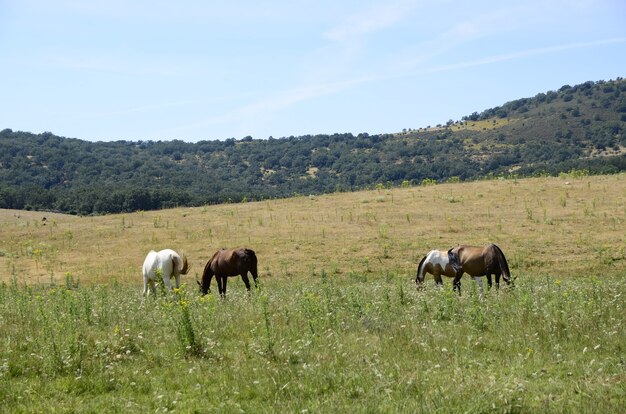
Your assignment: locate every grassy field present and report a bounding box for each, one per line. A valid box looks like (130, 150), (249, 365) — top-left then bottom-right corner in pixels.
(1, 174), (625, 412)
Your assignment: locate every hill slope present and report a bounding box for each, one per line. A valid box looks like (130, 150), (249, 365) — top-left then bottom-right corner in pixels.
(1, 174), (625, 413)
(1, 78), (625, 214)
(2, 174), (625, 286)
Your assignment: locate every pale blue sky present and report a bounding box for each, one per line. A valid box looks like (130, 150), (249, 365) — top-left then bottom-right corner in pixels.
(1, 0), (625, 142)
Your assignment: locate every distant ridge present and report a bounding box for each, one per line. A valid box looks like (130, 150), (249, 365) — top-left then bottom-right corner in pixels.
(1, 78), (625, 214)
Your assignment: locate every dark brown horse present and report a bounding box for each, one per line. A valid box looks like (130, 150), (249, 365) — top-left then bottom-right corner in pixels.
(448, 244), (511, 293)
(197, 248), (258, 297)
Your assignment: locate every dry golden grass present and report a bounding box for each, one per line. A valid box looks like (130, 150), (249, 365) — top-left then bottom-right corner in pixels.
(455, 117), (518, 131)
(2, 174), (625, 287)
(397, 117), (517, 135)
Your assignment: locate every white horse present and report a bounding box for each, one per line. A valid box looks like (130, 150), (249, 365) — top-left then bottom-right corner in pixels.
(415, 249), (485, 295)
(142, 249), (189, 302)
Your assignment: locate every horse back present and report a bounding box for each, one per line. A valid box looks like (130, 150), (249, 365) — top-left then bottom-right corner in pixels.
(143, 249), (181, 281)
(209, 247), (256, 276)
(203, 249), (222, 275)
(241, 248), (257, 262)
(455, 245), (484, 264)
(425, 250), (457, 278)
(236, 248), (257, 271)
(454, 245), (489, 276)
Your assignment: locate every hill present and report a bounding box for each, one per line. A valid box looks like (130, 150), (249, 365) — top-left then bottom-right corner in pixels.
(2, 173), (624, 286)
(1, 174), (626, 412)
(1, 78), (625, 214)
(1, 174), (625, 411)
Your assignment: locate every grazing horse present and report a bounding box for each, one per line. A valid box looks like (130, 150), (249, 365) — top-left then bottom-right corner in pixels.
(198, 248), (258, 297)
(142, 249), (189, 302)
(448, 244), (511, 292)
(415, 249), (486, 293)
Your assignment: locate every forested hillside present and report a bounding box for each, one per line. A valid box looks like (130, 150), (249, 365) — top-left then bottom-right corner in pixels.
(1, 78), (625, 215)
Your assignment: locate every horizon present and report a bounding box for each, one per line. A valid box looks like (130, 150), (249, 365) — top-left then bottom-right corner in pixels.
(1, 0), (625, 143)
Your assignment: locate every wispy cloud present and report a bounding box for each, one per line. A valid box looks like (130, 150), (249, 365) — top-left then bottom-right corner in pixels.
(324, 0), (421, 42)
(88, 93), (255, 119)
(170, 36), (626, 136)
(10, 51), (189, 78)
(401, 37), (626, 78)
(300, 1), (425, 90)
(389, 4), (532, 74)
(297, 38), (626, 106)
(160, 76), (372, 136)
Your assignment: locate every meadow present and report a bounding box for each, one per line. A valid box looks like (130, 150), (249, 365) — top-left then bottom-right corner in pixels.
(1, 174), (625, 412)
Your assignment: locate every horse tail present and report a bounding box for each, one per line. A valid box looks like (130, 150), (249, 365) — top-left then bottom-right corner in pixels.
(492, 244), (511, 283)
(179, 253), (189, 275)
(447, 247), (462, 275)
(247, 249), (258, 277)
(416, 255), (427, 285)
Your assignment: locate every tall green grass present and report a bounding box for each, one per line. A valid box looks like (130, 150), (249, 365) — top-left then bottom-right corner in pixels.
(1, 272), (624, 412)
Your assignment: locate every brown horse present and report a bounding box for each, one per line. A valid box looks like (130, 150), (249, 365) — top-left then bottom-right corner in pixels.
(197, 248), (258, 297)
(448, 244), (511, 293)
(415, 249), (486, 292)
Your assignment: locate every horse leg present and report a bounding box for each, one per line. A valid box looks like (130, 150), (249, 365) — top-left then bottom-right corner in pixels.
(241, 272), (251, 291)
(216, 275), (224, 297)
(472, 276), (484, 297)
(251, 267), (259, 289)
(434, 272), (443, 288)
(453, 272), (463, 295)
(150, 280), (157, 299)
(174, 274), (180, 289)
(495, 273), (501, 289)
(221, 276), (228, 298)
(162, 273), (174, 293)
(142, 278), (149, 304)
(453, 278), (461, 295)
(486, 274), (493, 290)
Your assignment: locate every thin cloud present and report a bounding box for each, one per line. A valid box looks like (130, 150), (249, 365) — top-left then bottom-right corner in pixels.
(170, 37), (626, 136)
(403, 37), (626, 78)
(324, 0), (421, 42)
(390, 5), (533, 74)
(87, 93), (256, 118)
(161, 77), (371, 135)
(10, 52), (189, 78)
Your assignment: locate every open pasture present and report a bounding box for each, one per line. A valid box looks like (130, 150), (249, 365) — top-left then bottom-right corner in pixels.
(1, 174), (625, 412)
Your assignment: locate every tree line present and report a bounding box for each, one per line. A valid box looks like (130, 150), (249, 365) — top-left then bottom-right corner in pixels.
(1, 78), (625, 215)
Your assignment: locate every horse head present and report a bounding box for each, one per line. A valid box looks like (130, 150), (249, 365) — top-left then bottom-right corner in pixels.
(196, 274), (210, 295)
(415, 255), (428, 289)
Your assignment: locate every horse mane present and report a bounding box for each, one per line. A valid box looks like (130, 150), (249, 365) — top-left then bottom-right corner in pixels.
(492, 244), (511, 281)
(416, 255), (427, 283)
(209, 249), (221, 263)
(202, 250), (221, 278)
